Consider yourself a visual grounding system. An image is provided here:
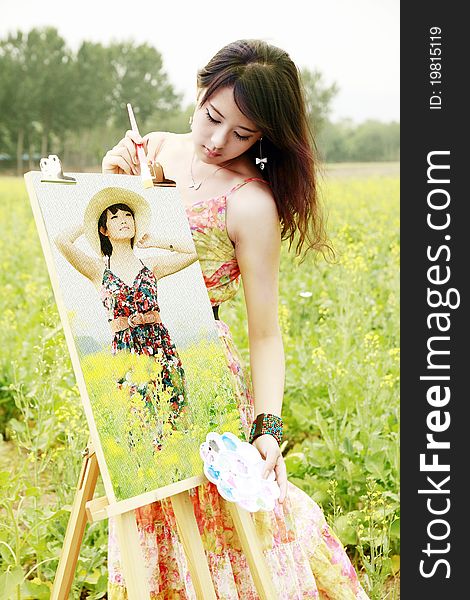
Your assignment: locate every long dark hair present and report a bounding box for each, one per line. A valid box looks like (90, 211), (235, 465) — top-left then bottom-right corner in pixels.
(98, 203), (135, 256)
(198, 39), (334, 261)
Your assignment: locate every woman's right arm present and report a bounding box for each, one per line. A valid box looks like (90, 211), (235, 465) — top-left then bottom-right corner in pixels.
(102, 131), (168, 175)
(55, 225), (103, 284)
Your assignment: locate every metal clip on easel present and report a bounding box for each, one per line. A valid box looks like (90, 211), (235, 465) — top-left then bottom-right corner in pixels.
(40, 155), (77, 184)
(149, 161), (176, 187)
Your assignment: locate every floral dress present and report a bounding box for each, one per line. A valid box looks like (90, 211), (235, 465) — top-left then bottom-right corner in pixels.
(108, 179), (369, 599)
(101, 262), (187, 443)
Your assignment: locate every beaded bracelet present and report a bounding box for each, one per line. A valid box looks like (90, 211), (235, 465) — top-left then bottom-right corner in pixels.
(249, 413), (283, 446)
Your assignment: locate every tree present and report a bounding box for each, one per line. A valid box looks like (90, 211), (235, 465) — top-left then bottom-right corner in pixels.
(145, 103), (194, 135)
(107, 42), (181, 130)
(0, 30), (184, 172)
(23, 28), (74, 157)
(72, 41), (115, 131)
(0, 28), (74, 174)
(317, 119), (354, 162)
(300, 68), (339, 136)
(0, 30), (37, 174)
(348, 120), (400, 162)
(316, 118), (400, 162)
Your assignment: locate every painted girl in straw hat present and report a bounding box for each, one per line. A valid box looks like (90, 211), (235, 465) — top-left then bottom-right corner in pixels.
(55, 186), (198, 436)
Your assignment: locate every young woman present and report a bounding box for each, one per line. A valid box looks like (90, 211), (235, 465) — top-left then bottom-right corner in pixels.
(55, 187), (198, 446)
(102, 40), (369, 599)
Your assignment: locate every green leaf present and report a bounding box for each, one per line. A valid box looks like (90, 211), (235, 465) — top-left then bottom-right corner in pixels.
(0, 566), (24, 600)
(0, 471), (11, 487)
(364, 451), (388, 480)
(284, 452), (306, 475)
(333, 514), (358, 546)
(21, 579), (51, 600)
(390, 517), (400, 540)
(391, 554), (400, 575)
(383, 491), (400, 503)
(289, 402), (312, 430)
(92, 574), (108, 596)
(7, 418), (26, 434)
(342, 437), (354, 456)
(83, 568), (102, 585)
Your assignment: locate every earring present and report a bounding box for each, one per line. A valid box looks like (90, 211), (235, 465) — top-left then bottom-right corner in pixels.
(256, 137), (267, 170)
(189, 115), (193, 130)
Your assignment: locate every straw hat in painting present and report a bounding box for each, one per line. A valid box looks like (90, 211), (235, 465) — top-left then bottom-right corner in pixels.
(83, 187), (152, 256)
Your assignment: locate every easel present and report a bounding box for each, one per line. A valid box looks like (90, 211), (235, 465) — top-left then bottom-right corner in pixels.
(51, 440), (278, 600)
(24, 169), (278, 599)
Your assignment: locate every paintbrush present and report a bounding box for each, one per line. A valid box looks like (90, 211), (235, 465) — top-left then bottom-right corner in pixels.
(127, 103), (153, 189)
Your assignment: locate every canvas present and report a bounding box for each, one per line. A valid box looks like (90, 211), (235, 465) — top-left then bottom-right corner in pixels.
(24, 171), (243, 506)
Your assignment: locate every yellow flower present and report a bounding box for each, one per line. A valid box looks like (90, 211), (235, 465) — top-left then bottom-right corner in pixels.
(311, 347), (327, 363)
(105, 438), (126, 459)
(379, 374), (398, 389)
(278, 303), (290, 335)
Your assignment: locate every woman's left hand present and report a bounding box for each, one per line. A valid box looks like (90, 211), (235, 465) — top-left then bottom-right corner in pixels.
(136, 233), (152, 248)
(252, 434), (288, 504)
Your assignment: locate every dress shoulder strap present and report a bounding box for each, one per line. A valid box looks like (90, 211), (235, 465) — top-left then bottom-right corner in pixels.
(226, 177), (269, 197)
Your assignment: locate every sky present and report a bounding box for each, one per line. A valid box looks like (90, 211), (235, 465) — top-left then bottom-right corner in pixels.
(1, 0), (400, 124)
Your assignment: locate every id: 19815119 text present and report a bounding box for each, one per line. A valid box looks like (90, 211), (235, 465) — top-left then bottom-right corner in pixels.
(429, 26), (443, 110)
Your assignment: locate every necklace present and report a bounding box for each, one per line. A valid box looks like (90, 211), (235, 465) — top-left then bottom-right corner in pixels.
(189, 153), (234, 190)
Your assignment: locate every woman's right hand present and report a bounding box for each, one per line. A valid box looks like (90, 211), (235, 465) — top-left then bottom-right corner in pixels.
(142, 132), (167, 165)
(102, 130), (146, 175)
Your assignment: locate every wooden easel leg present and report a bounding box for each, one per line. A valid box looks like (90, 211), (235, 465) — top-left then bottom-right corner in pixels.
(226, 501), (278, 600)
(114, 510), (151, 599)
(171, 491), (217, 600)
(50, 442), (276, 600)
(51, 442), (99, 600)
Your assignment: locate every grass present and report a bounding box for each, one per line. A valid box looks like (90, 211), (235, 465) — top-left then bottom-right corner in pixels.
(0, 163), (399, 599)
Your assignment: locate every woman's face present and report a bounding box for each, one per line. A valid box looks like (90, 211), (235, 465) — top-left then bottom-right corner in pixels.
(191, 86), (262, 165)
(101, 208), (135, 241)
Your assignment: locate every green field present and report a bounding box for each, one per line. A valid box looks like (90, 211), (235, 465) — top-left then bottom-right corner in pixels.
(0, 163), (400, 599)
